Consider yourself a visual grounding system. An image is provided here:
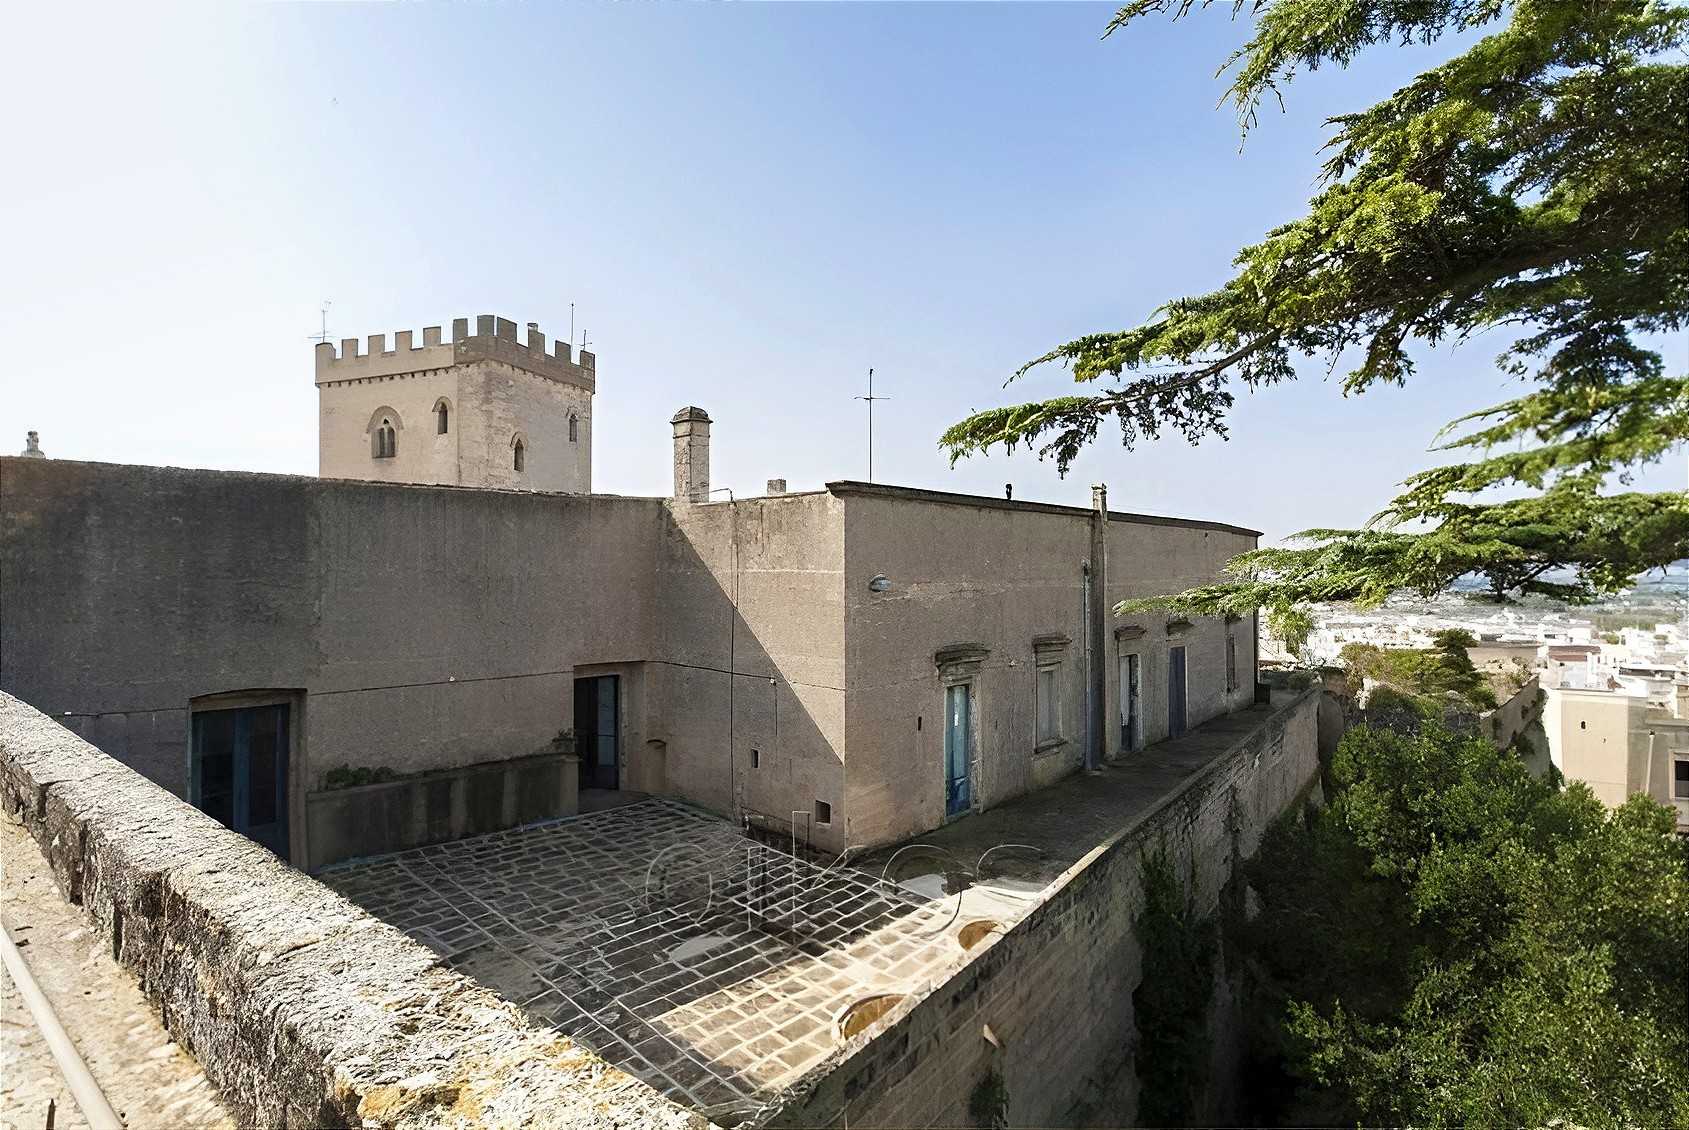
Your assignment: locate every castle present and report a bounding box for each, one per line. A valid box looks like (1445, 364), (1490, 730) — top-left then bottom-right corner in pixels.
(3, 311), (1260, 868)
(0, 311), (1317, 1128)
(316, 314), (594, 493)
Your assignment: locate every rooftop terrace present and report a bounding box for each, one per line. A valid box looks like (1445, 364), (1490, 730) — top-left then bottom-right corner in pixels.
(319, 693), (1303, 1125)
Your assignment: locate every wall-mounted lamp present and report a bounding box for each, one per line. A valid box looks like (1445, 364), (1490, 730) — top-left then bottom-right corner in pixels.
(868, 573), (891, 593)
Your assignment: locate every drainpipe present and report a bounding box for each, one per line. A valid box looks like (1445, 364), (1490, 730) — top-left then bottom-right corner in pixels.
(0, 925), (123, 1130)
(1081, 561), (1092, 767)
(1645, 730), (1655, 799)
(1088, 484), (1109, 771)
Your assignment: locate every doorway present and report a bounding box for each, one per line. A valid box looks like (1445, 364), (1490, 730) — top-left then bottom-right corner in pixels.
(1168, 646), (1188, 738)
(191, 704), (290, 859)
(574, 675), (621, 791)
(944, 682), (973, 818)
(1119, 651), (1142, 753)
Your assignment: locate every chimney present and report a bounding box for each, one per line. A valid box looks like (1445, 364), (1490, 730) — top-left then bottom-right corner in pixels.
(671, 407), (712, 504)
(19, 431), (45, 458)
(766, 478), (788, 496)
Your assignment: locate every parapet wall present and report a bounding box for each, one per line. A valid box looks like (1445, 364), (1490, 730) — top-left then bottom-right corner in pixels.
(763, 689), (1322, 1128)
(0, 692), (700, 1130)
(314, 313), (596, 391)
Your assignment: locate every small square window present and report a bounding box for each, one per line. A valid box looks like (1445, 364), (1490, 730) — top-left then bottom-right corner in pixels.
(814, 799), (832, 825)
(1674, 759), (1689, 800)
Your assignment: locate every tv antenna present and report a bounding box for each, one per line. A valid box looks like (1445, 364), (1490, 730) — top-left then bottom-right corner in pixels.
(307, 301), (332, 344)
(856, 367), (890, 483)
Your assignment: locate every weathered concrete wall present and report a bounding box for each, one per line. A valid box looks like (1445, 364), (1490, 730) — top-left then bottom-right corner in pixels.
(659, 492), (848, 850)
(305, 751), (579, 871)
(838, 484), (1259, 849)
(0, 692), (700, 1130)
(764, 689), (1320, 1128)
(2, 457), (1261, 864)
(0, 457), (664, 866)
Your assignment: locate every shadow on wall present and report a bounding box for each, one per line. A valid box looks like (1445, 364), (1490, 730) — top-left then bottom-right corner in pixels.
(0, 456), (849, 865)
(653, 495), (847, 851)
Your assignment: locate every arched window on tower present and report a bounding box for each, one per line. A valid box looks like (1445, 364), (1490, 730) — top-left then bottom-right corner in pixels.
(568, 413), (578, 443)
(367, 407), (402, 459)
(513, 438), (525, 472)
(437, 401), (449, 434)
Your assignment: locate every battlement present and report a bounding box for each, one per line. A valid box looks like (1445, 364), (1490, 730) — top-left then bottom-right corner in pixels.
(314, 314), (596, 391)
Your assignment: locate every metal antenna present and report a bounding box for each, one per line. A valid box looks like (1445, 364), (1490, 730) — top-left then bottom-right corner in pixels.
(570, 302), (575, 350)
(855, 367), (889, 482)
(307, 301), (332, 344)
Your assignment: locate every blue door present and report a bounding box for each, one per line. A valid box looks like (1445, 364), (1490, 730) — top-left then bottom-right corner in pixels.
(191, 705), (290, 859)
(944, 683), (972, 818)
(1168, 646), (1188, 738)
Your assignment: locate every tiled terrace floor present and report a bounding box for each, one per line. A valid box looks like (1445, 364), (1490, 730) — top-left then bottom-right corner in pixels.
(321, 694), (1305, 1123)
(320, 800), (981, 1122)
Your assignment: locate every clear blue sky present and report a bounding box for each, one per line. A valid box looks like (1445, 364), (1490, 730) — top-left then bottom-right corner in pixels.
(3, 3), (1677, 542)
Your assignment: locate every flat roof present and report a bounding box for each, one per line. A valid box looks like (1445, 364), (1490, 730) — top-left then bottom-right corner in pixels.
(3, 459), (1260, 538)
(825, 480), (1261, 539)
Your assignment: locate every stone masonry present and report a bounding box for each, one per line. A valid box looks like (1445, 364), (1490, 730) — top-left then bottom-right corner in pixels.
(0, 691), (701, 1130)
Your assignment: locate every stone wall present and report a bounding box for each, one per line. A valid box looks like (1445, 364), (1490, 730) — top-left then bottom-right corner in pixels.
(304, 750), (580, 871)
(0, 457), (666, 868)
(660, 492), (848, 850)
(763, 689), (1321, 1129)
(1, 457), (1262, 865)
(315, 316), (595, 494)
(1482, 675), (1543, 751)
(0, 691), (700, 1130)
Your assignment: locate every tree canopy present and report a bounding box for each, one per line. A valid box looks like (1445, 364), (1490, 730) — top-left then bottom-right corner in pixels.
(1241, 722), (1689, 1126)
(941, 0), (1688, 612)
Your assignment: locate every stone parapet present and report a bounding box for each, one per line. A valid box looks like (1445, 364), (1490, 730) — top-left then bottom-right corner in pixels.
(314, 314), (596, 392)
(759, 690), (1322, 1128)
(305, 749), (580, 871)
(0, 691), (701, 1130)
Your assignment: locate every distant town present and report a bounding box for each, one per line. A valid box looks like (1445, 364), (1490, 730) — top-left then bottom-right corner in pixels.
(1265, 563), (1689, 835)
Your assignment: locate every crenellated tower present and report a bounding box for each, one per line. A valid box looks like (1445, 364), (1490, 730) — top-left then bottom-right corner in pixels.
(315, 314), (594, 493)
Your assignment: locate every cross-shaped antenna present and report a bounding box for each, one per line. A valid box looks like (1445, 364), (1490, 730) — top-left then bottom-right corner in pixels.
(307, 301), (332, 344)
(855, 367), (890, 483)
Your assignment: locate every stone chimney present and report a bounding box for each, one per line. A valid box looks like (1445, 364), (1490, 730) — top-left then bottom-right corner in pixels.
(766, 478), (787, 496)
(671, 407), (712, 504)
(19, 431), (45, 458)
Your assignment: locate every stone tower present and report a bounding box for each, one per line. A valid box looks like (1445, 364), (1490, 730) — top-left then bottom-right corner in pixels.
(315, 314), (594, 493)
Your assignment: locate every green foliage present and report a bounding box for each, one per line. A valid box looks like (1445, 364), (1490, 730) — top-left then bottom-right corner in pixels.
(1239, 723), (1689, 1126)
(321, 764), (401, 790)
(1265, 604), (1314, 661)
(942, 0), (1689, 609)
(1133, 842), (1217, 1125)
(1119, 481), (1687, 616)
(1339, 630), (1498, 712)
(1498, 656), (1534, 695)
